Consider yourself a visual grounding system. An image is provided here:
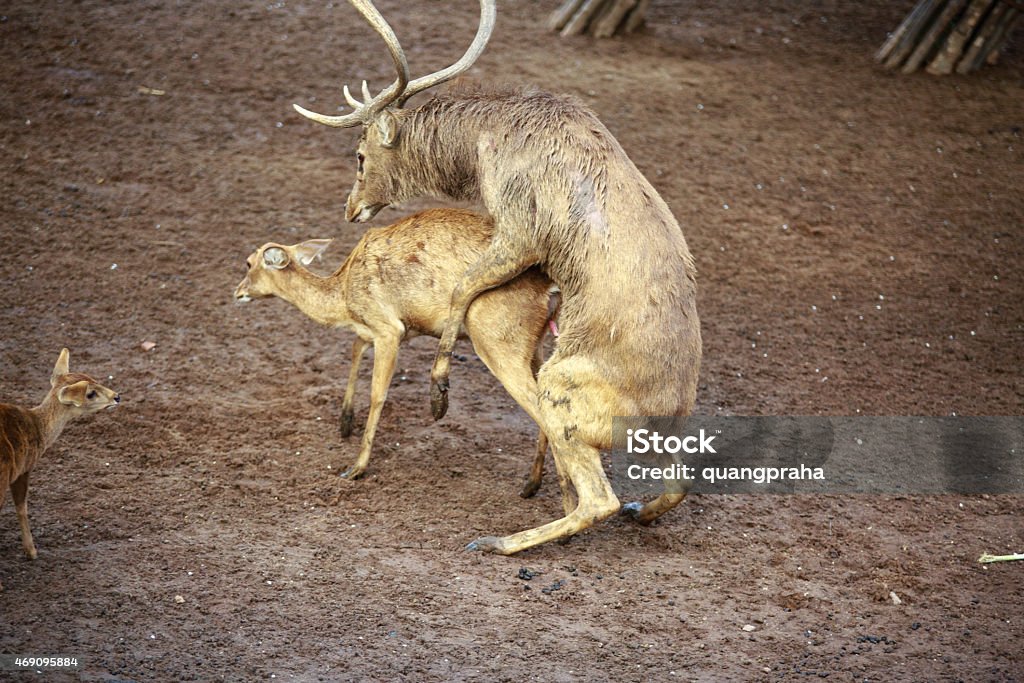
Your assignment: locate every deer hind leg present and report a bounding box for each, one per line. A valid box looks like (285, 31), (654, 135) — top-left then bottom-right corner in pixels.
(10, 473), (36, 560)
(621, 490), (689, 526)
(466, 364), (619, 554)
(517, 421), (576, 515)
(520, 430), (576, 515)
(520, 431), (546, 499)
(521, 309), (560, 499)
(551, 357), (690, 528)
(464, 291), (557, 501)
(341, 333), (400, 480)
(340, 338), (370, 438)
(620, 428), (691, 525)
(467, 435), (619, 555)
(470, 346), (552, 500)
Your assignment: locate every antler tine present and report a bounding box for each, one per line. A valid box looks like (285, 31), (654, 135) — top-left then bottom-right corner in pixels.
(343, 85), (362, 110)
(292, 0), (411, 128)
(292, 102), (364, 128)
(397, 0), (496, 106)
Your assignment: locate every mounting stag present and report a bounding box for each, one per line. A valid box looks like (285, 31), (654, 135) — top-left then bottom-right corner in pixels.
(293, 0), (701, 554)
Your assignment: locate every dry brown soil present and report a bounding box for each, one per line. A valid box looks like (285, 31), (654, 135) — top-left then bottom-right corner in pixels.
(1, 1), (1022, 681)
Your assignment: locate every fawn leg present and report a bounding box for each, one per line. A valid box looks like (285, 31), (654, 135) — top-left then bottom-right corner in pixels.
(341, 333), (400, 479)
(340, 338), (370, 438)
(10, 473), (36, 560)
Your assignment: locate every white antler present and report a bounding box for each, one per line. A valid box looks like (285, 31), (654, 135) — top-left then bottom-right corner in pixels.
(292, 0), (410, 128)
(293, 0), (496, 127)
(397, 0), (496, 106)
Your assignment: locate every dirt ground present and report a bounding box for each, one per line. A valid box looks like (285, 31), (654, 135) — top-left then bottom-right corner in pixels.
(1, 0), (1022, 680)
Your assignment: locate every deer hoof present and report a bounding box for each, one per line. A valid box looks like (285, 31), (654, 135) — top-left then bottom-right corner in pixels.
(430, 380), (449, 421)
(519, 478), (541, 499)
(340, 466), (365, 480)
(620, 501), (643, 516)
(339, 411), (355, 438)
(620, 501), (653, 525)
(465, 536), (502, 553)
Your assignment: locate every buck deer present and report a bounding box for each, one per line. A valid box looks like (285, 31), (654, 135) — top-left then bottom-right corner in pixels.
(293, 0), (701, 554)
(234, 208), (566, 502)
(1, 349), (119, 587)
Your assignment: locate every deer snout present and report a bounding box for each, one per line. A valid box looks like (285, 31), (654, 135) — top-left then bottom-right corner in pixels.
(346, 200), (386, 223)
(234, 279), (253, 303)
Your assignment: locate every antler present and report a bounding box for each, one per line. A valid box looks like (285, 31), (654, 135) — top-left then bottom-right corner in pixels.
(292, 0), (410, 128)
(293, 0), (496, 127)
(396, 0), (496, 106)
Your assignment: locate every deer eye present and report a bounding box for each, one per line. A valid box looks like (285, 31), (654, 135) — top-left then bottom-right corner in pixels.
(356, 152), (365, 174)
(87, 390), (97, 399)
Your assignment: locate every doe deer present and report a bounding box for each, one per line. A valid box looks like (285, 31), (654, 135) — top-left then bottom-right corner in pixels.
(293, 0), (702, 554)
(234, 208), (565, 502)
(1, 349), (119, 588)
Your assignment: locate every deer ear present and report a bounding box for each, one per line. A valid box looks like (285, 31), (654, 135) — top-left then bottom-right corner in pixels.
(376, 110), (400, 148)
(57, 380), (89, 407)
(51, 348), (70, 386)
(293, 239), (333, 266)
(262, 247), (290, 270)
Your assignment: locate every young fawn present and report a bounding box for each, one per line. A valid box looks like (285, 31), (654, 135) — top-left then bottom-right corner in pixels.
(234, 208), (564, 499)
(1, 349), (119, 586)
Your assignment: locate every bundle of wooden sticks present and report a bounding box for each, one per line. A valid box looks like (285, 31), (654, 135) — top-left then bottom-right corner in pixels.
(877, 0), (1021, 75)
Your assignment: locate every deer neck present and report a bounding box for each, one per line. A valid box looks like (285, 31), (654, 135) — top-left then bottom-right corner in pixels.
(280, 266), (353, 328)
(402, 105), (482, 203)
(29, 392), (74, 451)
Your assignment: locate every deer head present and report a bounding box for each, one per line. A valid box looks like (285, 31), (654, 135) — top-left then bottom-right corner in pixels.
(234, 239), (334, 302)
(50, 348), (120, 414)
(292, 0), (496, 222)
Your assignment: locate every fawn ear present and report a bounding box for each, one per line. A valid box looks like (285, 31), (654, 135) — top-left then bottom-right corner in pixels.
(376, 109), (400, 148)
(51, 348), (70, 386)
(293, 239), (333, 266)
(262, 247), (290, 270)
(57, 380), (89, 407)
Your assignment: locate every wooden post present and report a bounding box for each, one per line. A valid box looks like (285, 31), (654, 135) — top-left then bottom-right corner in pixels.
(549, 0), (650, 37)
(877, 0), (1021, 75)
(927, 0), (995, 74)
(877, 0), (944, 68)
(959, 4), (1020, 71)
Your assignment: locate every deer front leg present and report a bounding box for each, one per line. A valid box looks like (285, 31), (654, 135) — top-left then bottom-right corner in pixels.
(431, 243), (539, 420)
(10, 473), (36, 560)
(341, 333), (400, 480)
(340, 338), (371, 438)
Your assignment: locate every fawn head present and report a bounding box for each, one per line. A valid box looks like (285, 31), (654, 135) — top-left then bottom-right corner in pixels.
(50, 348), (120, 414)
